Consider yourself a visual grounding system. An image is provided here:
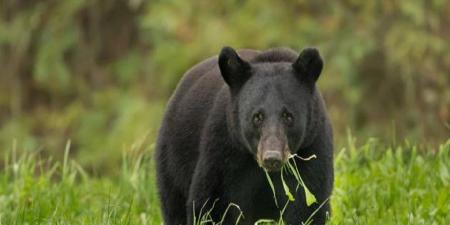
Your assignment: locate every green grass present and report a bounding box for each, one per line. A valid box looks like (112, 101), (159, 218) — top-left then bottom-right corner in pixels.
(331, 137), (450, 225)
(0, 138), (449, 225)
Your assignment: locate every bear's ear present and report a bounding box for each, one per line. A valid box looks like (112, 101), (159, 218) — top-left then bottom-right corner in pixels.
(218, 46), (251, 89)
(292, 47), (323, 86)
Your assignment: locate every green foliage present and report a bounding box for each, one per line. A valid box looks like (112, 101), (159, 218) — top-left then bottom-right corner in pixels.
(0, 140), (161, 224)
(0, 0), (449, 172)
(331, 138), (450, 224)
(0, 138), (448, 224)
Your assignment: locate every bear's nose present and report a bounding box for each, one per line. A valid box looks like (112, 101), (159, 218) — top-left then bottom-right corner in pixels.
(263, 151), (283, 171)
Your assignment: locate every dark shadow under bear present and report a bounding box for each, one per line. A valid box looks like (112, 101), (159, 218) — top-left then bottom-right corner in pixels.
(155, 47), (334, 225)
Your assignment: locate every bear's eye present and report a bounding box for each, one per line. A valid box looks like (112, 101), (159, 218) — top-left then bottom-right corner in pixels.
(252, 112), (264, 126)
(282, 111), (293, 125)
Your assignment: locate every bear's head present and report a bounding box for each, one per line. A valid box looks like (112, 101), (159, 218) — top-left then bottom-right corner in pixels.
(219, 46), (323, 171)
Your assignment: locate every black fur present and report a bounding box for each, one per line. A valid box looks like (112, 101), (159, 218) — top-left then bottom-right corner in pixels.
(155, 47), (334, 225)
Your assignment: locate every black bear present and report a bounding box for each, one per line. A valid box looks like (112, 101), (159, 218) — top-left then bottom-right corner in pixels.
(155, 46), (334, 225)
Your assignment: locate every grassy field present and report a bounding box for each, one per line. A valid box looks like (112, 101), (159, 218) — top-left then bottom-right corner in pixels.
(0, 137), (449, 225)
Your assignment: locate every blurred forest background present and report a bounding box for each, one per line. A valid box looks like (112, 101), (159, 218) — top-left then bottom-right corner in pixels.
(0, 0), (449, 174)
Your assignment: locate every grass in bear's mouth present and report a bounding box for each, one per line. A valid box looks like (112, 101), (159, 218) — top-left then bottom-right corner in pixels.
(260, 154), (321, 225)
(263, 153), (318, 210)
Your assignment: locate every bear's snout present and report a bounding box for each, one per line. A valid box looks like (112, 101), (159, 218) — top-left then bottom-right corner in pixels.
(262, 151), (283, 171)
(257, 132), (290, 171)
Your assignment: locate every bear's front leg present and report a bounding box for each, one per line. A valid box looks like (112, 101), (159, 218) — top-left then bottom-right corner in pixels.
(186, 151), (226, 225)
